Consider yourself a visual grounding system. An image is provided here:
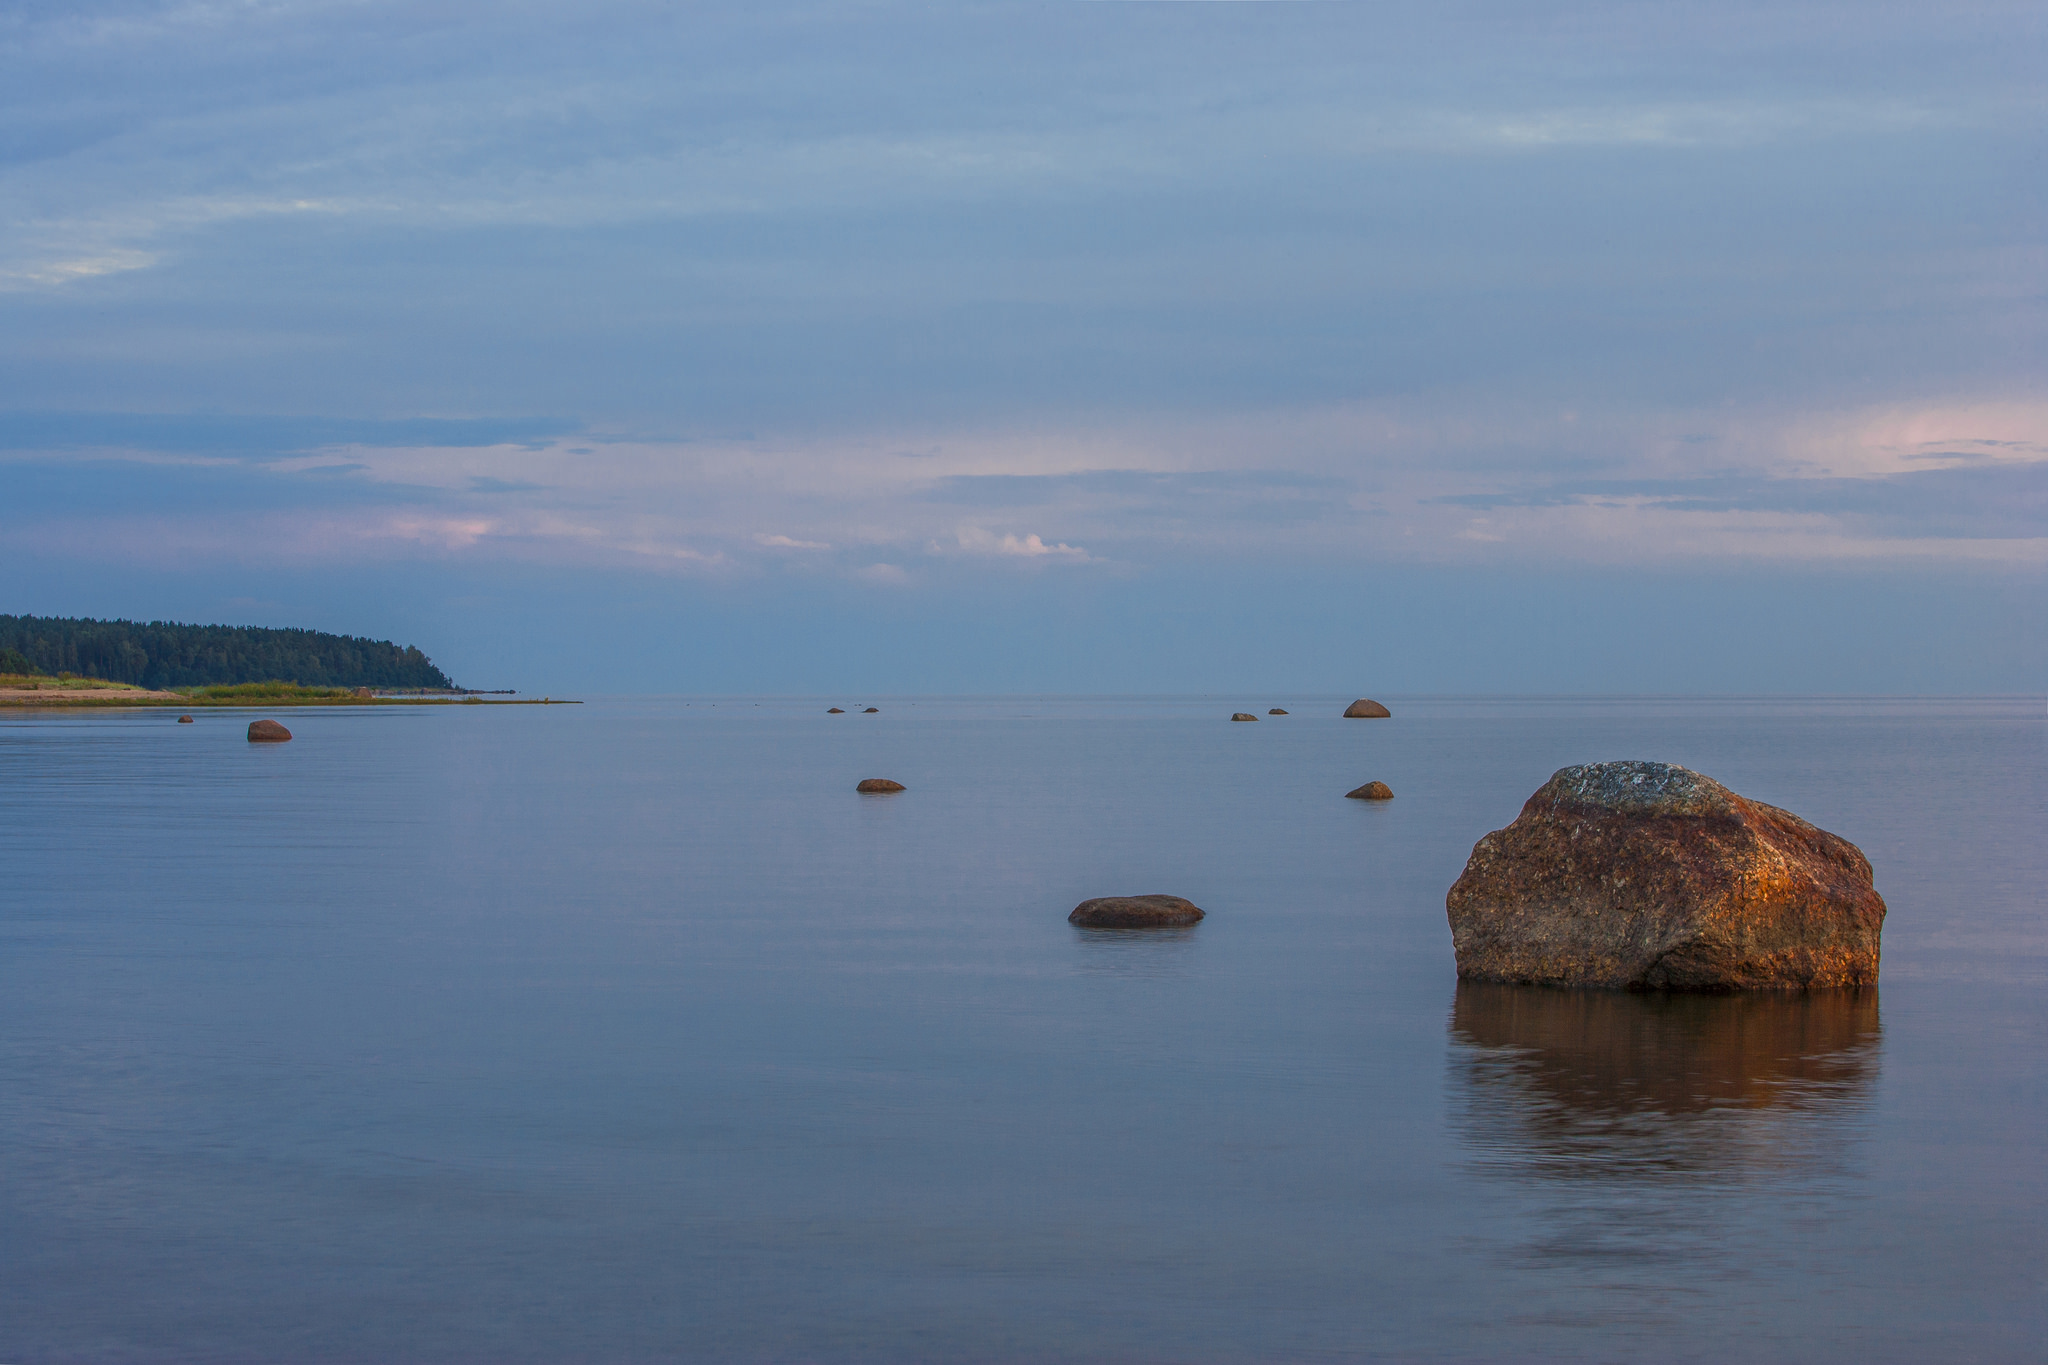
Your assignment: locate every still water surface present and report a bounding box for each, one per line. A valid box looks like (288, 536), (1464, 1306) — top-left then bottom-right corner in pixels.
(1, 696), (2041, 1362)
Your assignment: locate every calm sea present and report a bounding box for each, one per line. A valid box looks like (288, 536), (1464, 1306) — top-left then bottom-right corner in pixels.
(1, 696), (2042, 1363)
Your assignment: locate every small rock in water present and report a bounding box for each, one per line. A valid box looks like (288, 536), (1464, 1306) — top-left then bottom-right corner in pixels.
(1343, 698), (1391, 718)
(1268, 708), (1288, 715)
(856, 778), (905, 793)
(827, 707), (845, 713)
(177, 715), (194, 723)
(1069, 895), (1205, 928)
(1445, 760), (1886, 990)
(1347, 781), (1394, 800)
(863, 707), (880, 713)
(1230, 712), (1258, 722)
(247, 719), (292, 743)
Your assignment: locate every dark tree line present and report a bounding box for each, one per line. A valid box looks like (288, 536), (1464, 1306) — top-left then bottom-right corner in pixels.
(0, 615), (456, 690)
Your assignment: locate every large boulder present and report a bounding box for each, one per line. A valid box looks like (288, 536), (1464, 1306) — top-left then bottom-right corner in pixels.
(1069, 895), (1205, 928)
(1230, 712), (1258, 722)
(1346, 781), (1394, 800)
(247, 719), (293, 743)
(856, 778), (905, 793)
(1446, 761), (1884, 990)
(1344, 698), (1391, 718)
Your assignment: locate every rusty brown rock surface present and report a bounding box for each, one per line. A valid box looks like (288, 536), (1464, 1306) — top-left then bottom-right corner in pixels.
(1445, 761), (1884, 991)
(247, 719), (293, 743)
(1343, 698), (1391, 718)
(1230, 712), (1258, 722)
(855, 778), (905, 793)
(1068, 895), (1205, 928)
(1346, 781), (1394, 800)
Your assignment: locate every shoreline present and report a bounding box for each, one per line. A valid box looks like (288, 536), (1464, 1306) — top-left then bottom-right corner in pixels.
(0, 690), (575, 708)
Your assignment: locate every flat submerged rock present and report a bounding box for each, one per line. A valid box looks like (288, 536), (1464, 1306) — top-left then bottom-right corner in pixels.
(1069, 895), (1205, 928)
(1445, 760), (1885, 991)
(856, 778), (905, 793)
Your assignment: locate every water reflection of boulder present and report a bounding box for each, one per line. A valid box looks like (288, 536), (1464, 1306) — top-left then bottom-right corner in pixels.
(1449, 983), (1881, 1184)
(1448, 985), (1883, 1282)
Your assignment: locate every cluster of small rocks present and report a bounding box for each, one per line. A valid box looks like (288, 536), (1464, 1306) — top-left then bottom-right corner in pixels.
(1231, 699), (1386, 721)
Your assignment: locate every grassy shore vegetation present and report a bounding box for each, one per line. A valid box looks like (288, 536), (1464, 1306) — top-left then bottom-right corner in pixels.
(187, 682), (361, 700)
(0, 674), (558, 706)
(0, 671), (143, 692)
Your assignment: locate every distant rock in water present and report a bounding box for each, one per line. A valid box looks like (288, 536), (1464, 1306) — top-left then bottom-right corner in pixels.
(1069, 895), (1205, 928)
(1268, 708), (1288, 715)
(1347, 781), (1394, 800)
(247, 719), (292, 743)
(1230, 712), (1258, 722)
(177, 715), (193, 723)
(856, 778), (905, 793)
(863, 707), (880, 713)
(1343, 699), (1391, 718)
(827, 707), (845, 713)
(1446, 761), (1885, 991)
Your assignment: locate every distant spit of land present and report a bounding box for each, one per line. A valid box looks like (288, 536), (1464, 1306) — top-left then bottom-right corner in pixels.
(0, 614), (455, 690)
(0, 614), (562, 707)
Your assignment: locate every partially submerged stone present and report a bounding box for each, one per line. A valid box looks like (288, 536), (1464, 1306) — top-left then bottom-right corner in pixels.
(1446, 761), (1884, 990)
(863, 707), (880, 713)
(1346, 781), (1394, 800)
(247, 719), (292, 743)
(177, 715), (194, 723)
(1230, 712), (1258, 722)
(856, 778), (905, 793)
(1344, 699), (1391, 718)
(1269, 708), (1288, 715)
(1069, 895), (1205, 928)
(827, 707), (845, 713)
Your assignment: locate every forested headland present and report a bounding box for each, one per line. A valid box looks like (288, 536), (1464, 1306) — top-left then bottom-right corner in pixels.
(0, 615), (456, 690)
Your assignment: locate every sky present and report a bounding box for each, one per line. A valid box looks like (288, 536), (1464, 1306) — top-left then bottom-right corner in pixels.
(1, 0), (2042, 693)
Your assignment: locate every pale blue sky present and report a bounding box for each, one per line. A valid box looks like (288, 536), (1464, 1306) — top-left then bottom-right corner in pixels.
(2, 1), (2042, 691)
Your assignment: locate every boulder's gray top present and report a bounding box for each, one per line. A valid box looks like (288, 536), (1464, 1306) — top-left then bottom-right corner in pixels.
(1538, 760), (1735, 816)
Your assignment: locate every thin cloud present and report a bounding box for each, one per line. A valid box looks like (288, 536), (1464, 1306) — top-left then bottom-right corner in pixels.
(0, 248), (157, 289)
(948, 527), (1091, 561)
